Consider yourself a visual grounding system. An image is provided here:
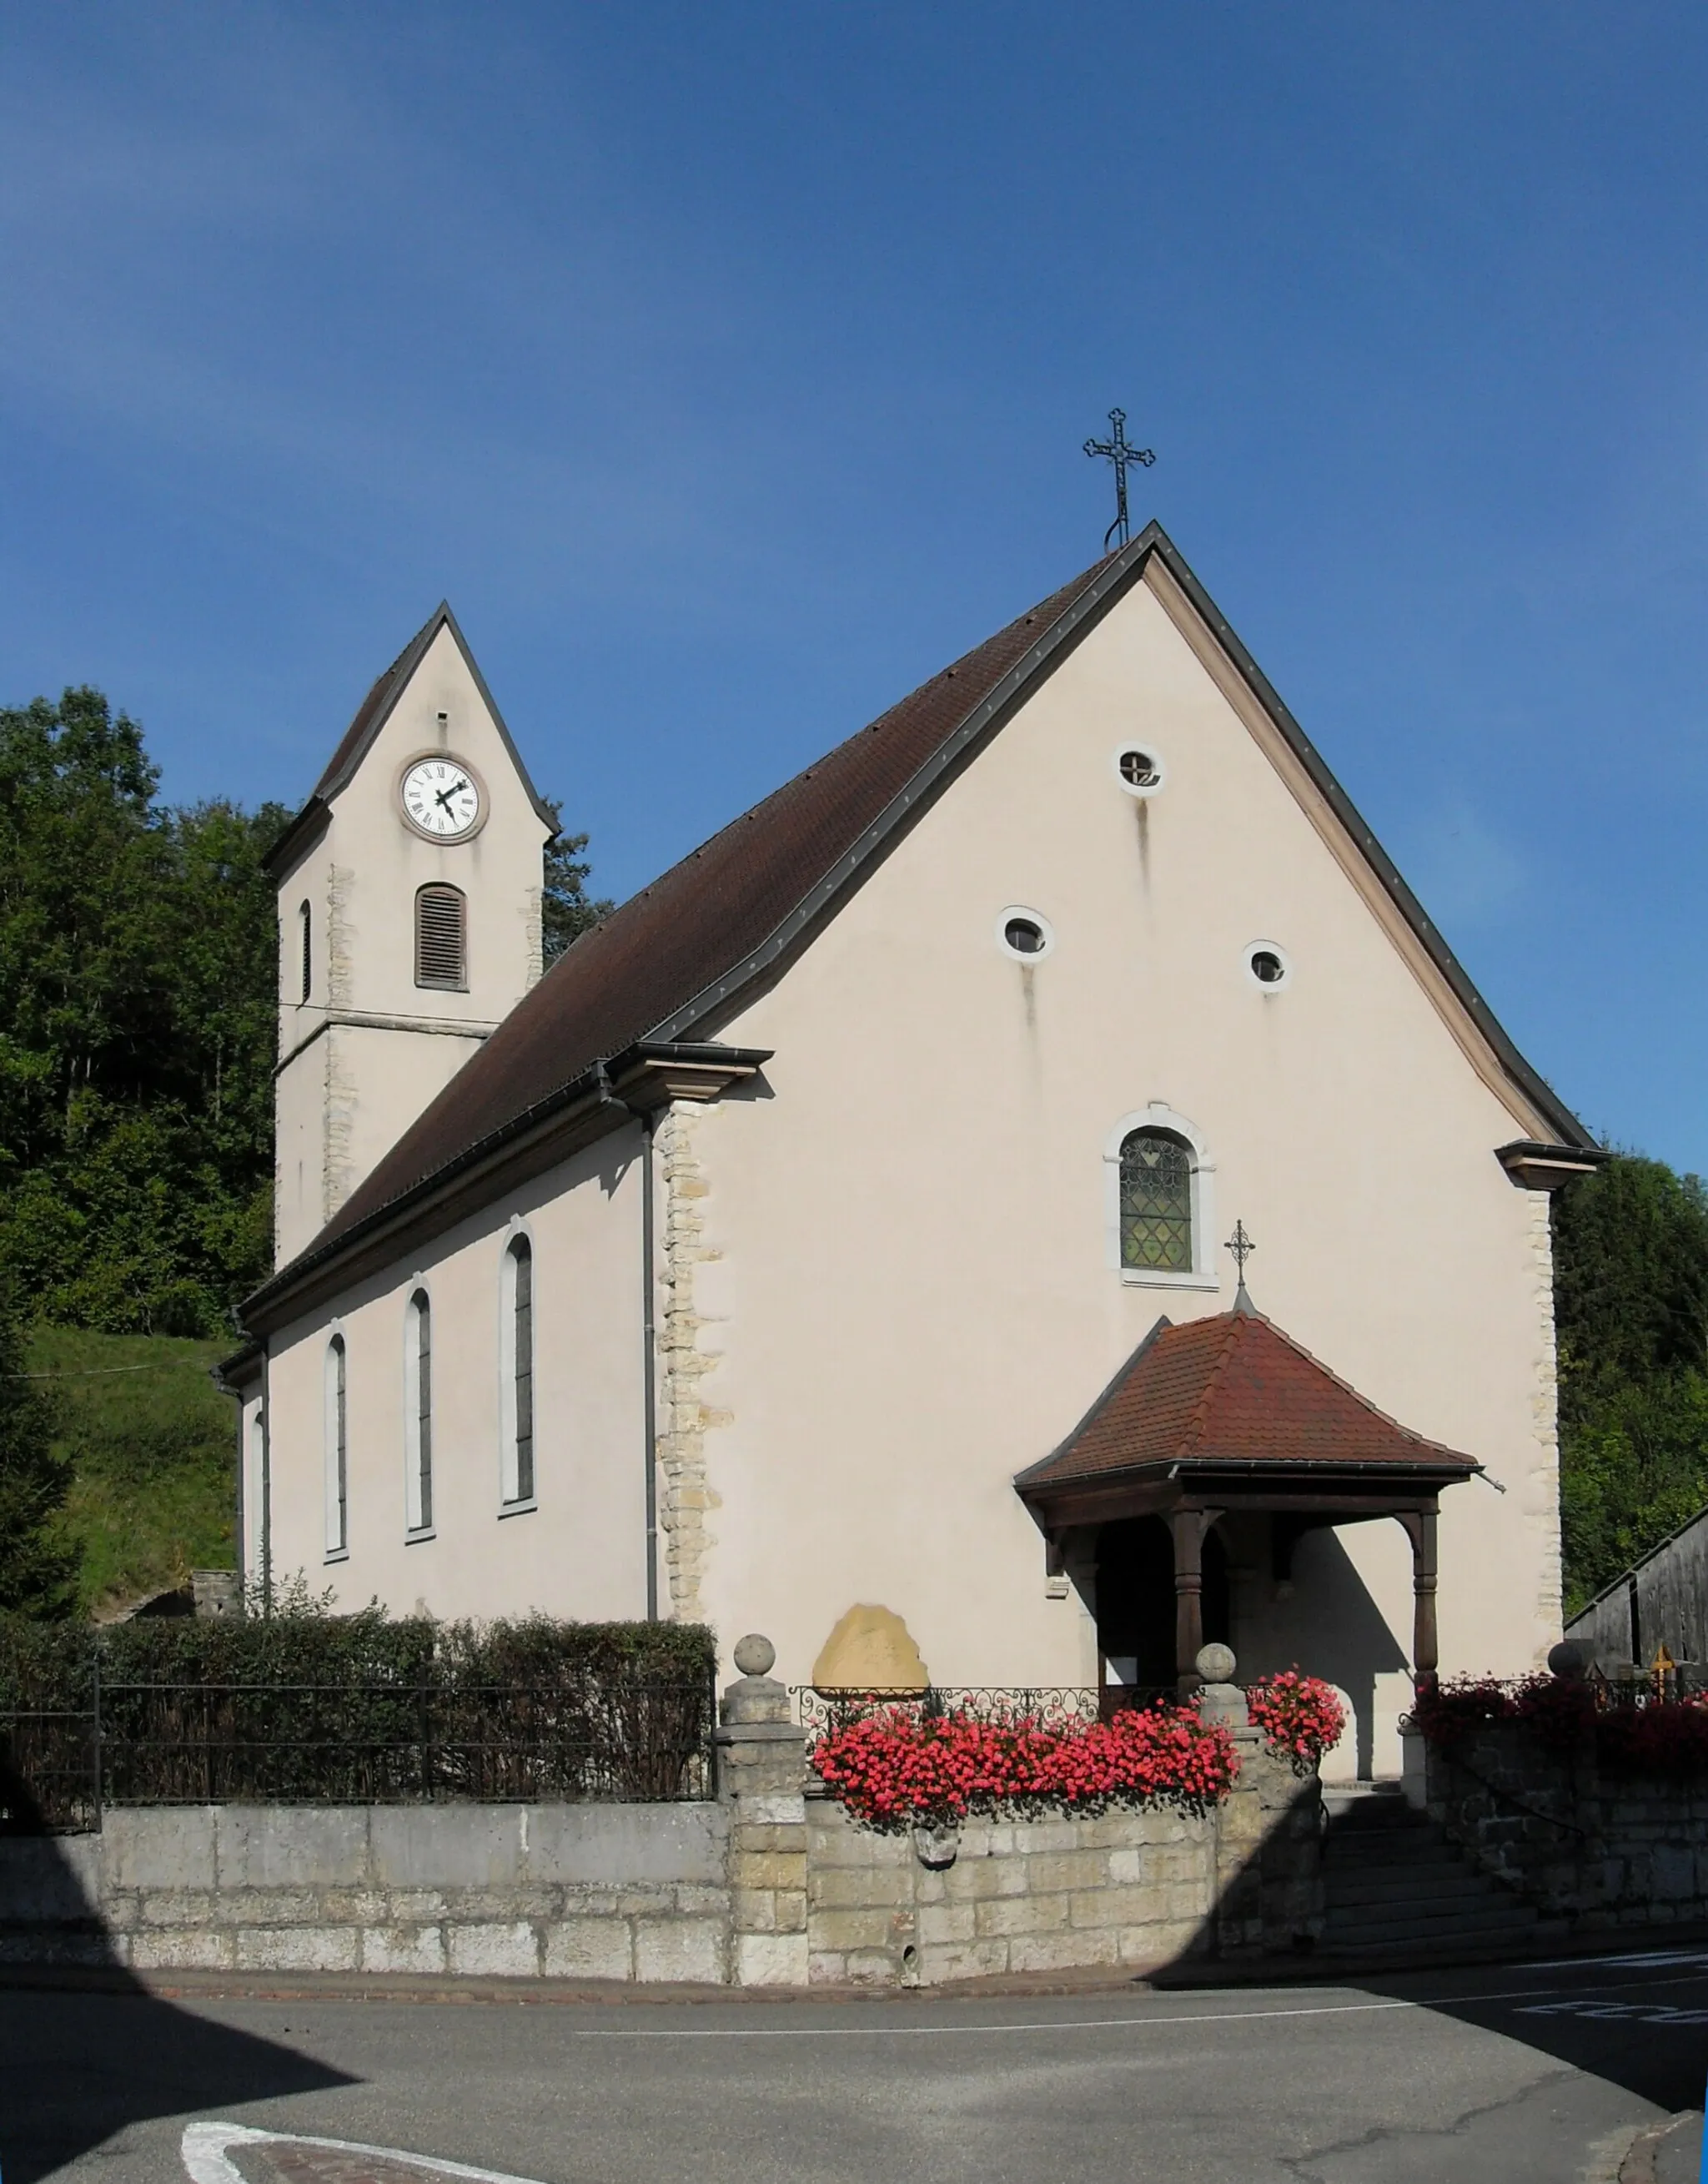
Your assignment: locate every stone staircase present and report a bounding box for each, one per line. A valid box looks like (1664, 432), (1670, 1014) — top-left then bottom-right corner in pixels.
(1319, 1783), (1555, 1960)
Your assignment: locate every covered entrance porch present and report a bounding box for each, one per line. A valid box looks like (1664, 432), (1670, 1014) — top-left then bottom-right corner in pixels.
(1016, 1305), (1479, 1695)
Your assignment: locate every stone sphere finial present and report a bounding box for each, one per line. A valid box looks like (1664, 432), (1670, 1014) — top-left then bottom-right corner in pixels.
(1195, 1642), (1237, 1685)
(1547, 1639), (1587, 1681)
(732, 1633), (776, 1678)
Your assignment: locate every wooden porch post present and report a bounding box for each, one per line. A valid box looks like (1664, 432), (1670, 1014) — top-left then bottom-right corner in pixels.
(1170, 1508), (1205, 1693)
(1398, 1507), (1439, 1685)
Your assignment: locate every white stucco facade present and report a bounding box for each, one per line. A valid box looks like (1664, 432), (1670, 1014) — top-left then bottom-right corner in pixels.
(247, 544), (1582, 1779)
(269, 616), (552, 1265)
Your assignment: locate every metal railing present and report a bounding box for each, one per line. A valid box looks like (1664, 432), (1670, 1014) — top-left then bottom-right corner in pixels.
(1, 1671), (716, 1834)
(793, 1685), (1183, 1736)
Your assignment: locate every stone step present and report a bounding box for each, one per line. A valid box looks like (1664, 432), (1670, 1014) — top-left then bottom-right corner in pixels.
(1324, 1901), (1540, 1948)
(1328, 1825), (1459, 1860)
(1323, 1803), (1433, 1834)
(1314, 1780), (1554, 1962)
(1319, 1843), (1467, 1878)
(1326, 1865), (1504, 1910)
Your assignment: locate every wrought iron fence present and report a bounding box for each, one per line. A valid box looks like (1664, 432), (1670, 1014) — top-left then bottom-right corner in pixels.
(793, 1686), (1182, 1736)
(1412, 1663), (1708, 1710)
(1, 1670), (716, 1834)
(1585, 1660), (1708, 1703)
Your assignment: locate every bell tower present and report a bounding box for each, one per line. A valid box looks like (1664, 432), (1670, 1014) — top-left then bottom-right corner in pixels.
(267, 604), (555, 1266)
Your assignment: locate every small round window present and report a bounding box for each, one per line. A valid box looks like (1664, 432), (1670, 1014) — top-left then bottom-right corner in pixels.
(1244, 941), (1292, 991)
(997, 908), (1055, 961)
(1113, 743), (1167, 798)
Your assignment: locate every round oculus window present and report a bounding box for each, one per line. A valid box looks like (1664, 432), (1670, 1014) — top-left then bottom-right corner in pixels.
(1244, 941), (1291, 990)
(1113, 743), (1167, 798)
(997, 908), (1055, 960)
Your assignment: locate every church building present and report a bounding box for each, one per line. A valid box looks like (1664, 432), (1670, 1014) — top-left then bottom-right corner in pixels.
(229, 524), (1601, 1778)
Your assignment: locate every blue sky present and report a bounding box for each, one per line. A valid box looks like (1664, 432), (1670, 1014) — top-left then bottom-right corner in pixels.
(2, 6), (1705, 1168)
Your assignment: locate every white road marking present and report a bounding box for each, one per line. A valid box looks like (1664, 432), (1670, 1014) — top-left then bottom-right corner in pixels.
(520, 1964), (1708, 2038)
(1530, 1948), (1708, 1971)
(549, 1997), (1424, 2036)
(183, 2124), (549, 2184)
(198, 1965), (1708, 2051)
(1518, 2000), (1708, 2026)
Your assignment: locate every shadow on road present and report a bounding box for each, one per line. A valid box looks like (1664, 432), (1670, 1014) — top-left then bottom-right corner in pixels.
(1344, 1955), (1708, 2116)
(0, 1775), (353, 2184)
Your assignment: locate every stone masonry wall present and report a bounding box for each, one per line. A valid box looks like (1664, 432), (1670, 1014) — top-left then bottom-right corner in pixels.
(806, 1729), (1323, 1986)
(806, 1799), (1213, 1985)
(1421, 1724), (1708, 1930)
(0, 1803), (731, 1980)
(656, 1105), (721, 1621)
(0, 1654), (1324, 1987)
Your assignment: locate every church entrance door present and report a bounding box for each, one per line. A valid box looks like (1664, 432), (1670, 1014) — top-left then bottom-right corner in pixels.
(1095, 1517), (1228, 1696)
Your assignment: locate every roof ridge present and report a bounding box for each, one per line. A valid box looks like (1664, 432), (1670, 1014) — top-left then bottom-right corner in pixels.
(1173, 1313), (1249, 1457)
(1236, 1311), (1458, 1457)
(1013, 1315), (1175, 1484)
(249, 517), (1589, 1320)
(575, 551), (1124, 951)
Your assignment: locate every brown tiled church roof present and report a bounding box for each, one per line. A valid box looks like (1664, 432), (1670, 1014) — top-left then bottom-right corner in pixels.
(312, 553), (1120, 1249)
(1017, 1309), (1479, 1490)
(252, 523), (1595, 1311)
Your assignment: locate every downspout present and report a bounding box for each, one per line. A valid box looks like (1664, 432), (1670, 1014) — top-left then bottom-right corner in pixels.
(261, 1347), (272, 1615)
(231, 1371), (245, 1600)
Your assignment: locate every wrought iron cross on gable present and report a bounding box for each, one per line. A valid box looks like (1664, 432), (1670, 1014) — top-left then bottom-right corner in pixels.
(1083, 407), (1156, 551)
(1225, 1220), (1256, 1308)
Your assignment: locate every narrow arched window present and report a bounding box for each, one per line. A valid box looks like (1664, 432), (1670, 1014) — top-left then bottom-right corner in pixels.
(405, 1291), (434, 1532)
(415, 883), (466, 991)
(1119, 1130), (1193, 1272)
(299, 901), (312, 1004)
(324, 1336), (347, 1554)
(501, 1235), (535, 1506)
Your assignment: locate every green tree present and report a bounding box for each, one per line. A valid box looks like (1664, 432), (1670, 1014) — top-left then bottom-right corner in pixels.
(1555, 1154), (1708, 1612)
(540, 803), (613, 966)
(0, 1281), (74, 1617)
(0, 688), (286, 1331)
(0, 687), (610, 1337)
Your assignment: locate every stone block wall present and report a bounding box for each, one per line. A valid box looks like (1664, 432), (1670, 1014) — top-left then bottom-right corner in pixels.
(0, 1803), (731, 1980)
(806, 1727), (1323, 1987)
(1419, 1724), (1708, 1930)
(0, 1649), (1325, 1988)
(806, 1802), (1214, 1985)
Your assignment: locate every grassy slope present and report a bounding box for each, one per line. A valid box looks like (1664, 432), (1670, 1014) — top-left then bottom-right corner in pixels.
(28, 1325), (236, 1617)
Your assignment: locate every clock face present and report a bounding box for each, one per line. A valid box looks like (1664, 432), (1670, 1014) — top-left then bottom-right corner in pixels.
(401, 757), (482, 840)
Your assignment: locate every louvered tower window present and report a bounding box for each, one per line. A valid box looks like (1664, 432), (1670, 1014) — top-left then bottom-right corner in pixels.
(1118, 1130), (1193, 1272)
(414, 884), (467, 990)
(299, 901), (312, 1004)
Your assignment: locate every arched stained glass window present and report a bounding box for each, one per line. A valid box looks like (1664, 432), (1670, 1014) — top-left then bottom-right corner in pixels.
(1118, 1130), (1193, 1272)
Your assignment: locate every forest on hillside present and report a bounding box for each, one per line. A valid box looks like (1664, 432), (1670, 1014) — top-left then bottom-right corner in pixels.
(0, 683), (1705, 1621)
(0, 686), (606, 1614)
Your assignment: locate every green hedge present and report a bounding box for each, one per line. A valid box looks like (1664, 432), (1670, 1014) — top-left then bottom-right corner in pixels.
(0, 1613), (718, 1827)
(0, 1609), (714, 1699)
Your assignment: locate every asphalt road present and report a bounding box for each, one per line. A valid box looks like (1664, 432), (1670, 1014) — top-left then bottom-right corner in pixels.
(6, 1948), (1708, 2184)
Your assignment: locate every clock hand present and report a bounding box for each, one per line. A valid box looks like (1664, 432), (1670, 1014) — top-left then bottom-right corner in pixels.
(433, 777), (470, 812)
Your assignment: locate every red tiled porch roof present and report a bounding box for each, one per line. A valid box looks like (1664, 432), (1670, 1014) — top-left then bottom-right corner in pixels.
(1017, 1309), (1479, 1491)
